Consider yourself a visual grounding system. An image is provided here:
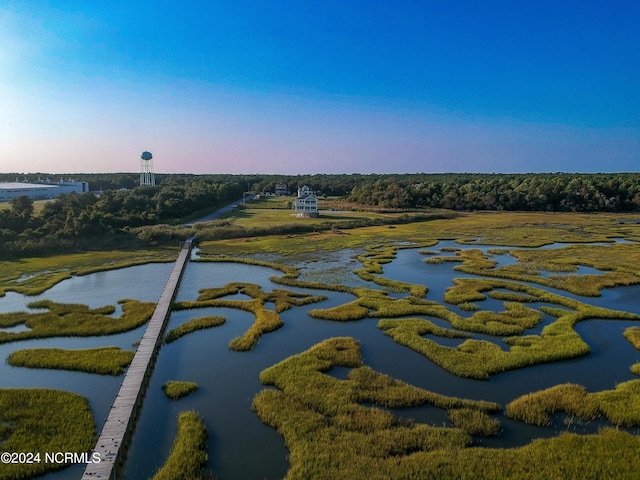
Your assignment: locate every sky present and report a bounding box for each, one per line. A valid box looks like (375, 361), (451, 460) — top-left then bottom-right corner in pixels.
(0, 1), (638, 175)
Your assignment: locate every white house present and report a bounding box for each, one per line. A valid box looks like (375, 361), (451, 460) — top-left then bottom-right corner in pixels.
(294, 185), (318, 217)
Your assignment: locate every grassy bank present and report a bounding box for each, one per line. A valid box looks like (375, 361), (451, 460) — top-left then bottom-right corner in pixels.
(625, 326), (640, 349)
(253, 337), (502, 479)
(196, 211), (640, 258)
(174, 282), (326, 351)
(7, 347), (134, 375)
(378, 278), (639, 379)
(151, 411), (210, 480)
(165, 315), (226, 343)
(0, 388), (96, 480)
(626, 327), (640, 375)
(354, 244), (434, 297)
(506, 380), (640, 427)
(0, 247), (178, 297)
(310, 283), (544, 336)
(252, 338), (640, 480)
(445, 243), (640, 297)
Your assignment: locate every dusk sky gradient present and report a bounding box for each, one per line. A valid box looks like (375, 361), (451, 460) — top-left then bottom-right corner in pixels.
(1, 1), (638, 174)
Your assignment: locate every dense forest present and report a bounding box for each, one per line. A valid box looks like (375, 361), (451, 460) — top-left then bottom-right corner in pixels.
(344, 173), (640, 211)
(1, 172), (639, 258)
(0, 175), (245, 257)
(232, 172), (640, 212)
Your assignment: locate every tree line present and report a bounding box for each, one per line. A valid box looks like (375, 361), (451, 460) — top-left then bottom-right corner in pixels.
(344, 173), (640, 212)
(2, 172), (639, 258)
(247, 172), (640, 212)
(0, 176), (245, 257)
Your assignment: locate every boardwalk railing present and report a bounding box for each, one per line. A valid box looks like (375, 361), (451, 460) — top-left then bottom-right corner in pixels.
(82, 240), (192, 480)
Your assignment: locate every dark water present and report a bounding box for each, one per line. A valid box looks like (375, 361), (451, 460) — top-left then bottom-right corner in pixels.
(1, 245), (639, 480)
(0, 263), (174, 480)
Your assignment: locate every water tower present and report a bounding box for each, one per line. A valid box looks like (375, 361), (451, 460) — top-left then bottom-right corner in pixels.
(140, 151), (155, 186)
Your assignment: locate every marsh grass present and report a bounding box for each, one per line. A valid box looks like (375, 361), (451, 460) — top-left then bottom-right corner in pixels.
(444, 278), (495, 305)
(0, 299), (155, 344)
(487, 291), (539, 303)
(505, 384), (598, 426)
(423, 428), (640, 480)
(506, 380), (640, 427)
(197, 229), (569, 308)
(626, 327), (640, 375)
(487, 248), (510, 255)
(427, 249), (497, 270)
(375, 295), (541, 336)
(446, 277), (640, 323)
(195, 211), (445, 256)
(174, 282), (326, 351)
(308, 300), (369, 321)
(0, 247), (177, 297)
(377, 317), (586, 380)
(379, 279), (639, 379)
(592, 380), (640, 426)
(377, 318), (469, 340)
(451, 243), (640, 297)
(252, 337), (640, 480)
(165, 315), (226, 343)
(7, 347), (134, 375)
(308, 288), (441, 323)
(196, 211), (640, 260)
(311, 282), (544, 336)
(429, 211), (639, 246)
(624, 326), (640, 350)
(458, 302), (480, 311)
(511, 243), (640, 277)
(162, 381), (199, 400)
(0, 388), (95, 480)
(253, 337), (499, 478)
(424, 256), (460, 264)
(195, 255), (300, 279)
(354, 245), (430, 297)
(447, 408), (501, 436)
(151, 411), (210, 480)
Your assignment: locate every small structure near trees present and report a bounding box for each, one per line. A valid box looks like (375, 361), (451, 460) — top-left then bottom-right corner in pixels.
(275, 183), (288, 196)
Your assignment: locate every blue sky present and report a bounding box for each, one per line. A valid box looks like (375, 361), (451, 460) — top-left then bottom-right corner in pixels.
(1, 1), (638, 174)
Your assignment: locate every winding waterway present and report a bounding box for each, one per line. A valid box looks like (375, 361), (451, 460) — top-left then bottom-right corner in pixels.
(1, 241), (639, 479)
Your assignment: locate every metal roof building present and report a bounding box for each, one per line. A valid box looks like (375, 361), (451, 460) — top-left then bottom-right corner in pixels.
(0, 180), (89, 202)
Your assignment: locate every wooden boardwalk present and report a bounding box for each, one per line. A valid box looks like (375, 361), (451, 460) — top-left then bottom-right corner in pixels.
(82, 241), (191, 480)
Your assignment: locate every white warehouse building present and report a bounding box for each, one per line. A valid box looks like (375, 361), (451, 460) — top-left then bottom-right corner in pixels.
(0, 180), (90, 202)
